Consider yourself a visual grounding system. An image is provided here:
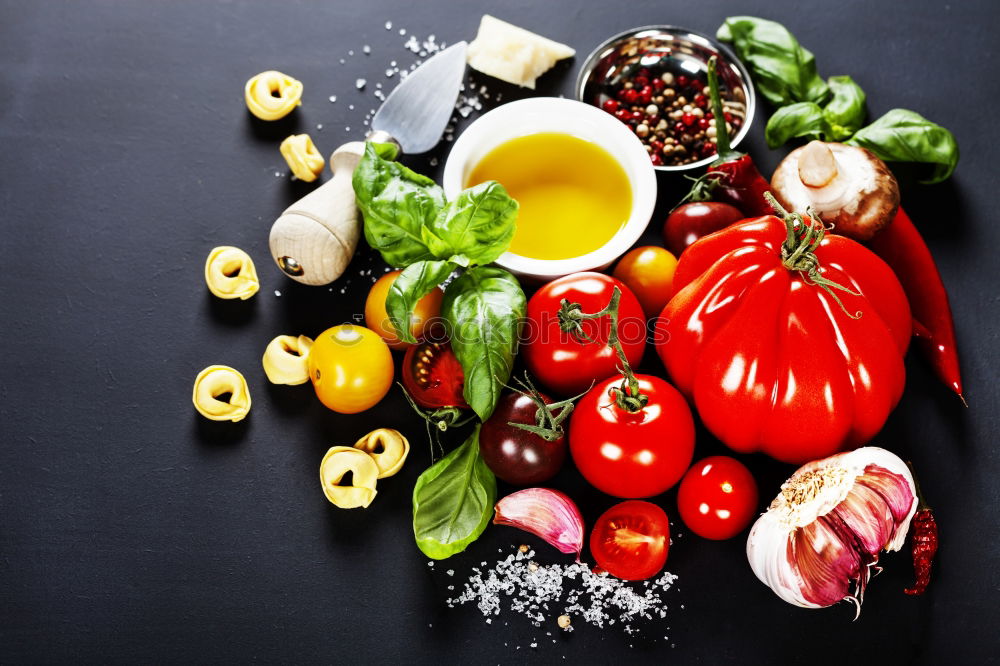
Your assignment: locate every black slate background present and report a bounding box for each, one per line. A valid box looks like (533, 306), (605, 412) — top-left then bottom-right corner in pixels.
(1, 1), (998, 663)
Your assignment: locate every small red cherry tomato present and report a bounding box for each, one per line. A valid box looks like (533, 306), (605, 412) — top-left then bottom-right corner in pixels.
(677, 456), (759, 540)
(590, 500), (670, 581)
(401, 341), (468, 409)
(523, 272), (646, 397)
(662, 201), (743, 256)
(569, 374), (694, 498)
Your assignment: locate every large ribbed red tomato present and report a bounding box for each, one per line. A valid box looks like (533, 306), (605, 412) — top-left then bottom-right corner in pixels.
(655, 216), (911, 464)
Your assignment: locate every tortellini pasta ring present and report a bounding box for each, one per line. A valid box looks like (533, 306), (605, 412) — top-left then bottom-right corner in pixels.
(319, 447), (379, 509)
(280, 134), (325, 182)
(262, 334), (313, 385)
(192, 365), (251, 422)
(245, 70), (303, 121)
(353, 428), (410, 478)
(204, 246), (259, 300)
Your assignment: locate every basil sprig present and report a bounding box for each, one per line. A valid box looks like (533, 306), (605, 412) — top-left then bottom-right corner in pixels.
(353, 142), (525, 421)
(719, 16), (959, 182)
(846, 109), (960, 184)
(412, 425), (496, 560)
(442, 267), (526, 421)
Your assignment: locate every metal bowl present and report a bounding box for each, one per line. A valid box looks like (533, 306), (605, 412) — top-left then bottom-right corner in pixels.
(575, 25), (755, 172)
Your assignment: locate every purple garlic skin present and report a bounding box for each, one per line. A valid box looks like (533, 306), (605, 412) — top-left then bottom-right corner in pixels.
(747, 447), (917, 611)
(494, 488), (584, 557)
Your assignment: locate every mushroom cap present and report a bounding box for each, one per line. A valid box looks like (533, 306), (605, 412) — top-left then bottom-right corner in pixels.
(771, 142), (900, 242)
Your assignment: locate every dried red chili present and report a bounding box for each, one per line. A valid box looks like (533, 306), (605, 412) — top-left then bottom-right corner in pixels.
(904, 466), (939, 596)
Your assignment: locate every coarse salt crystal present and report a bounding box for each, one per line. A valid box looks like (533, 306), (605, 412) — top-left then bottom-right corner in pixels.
(329, 95), (337, 103)
(385, 20), (392, 29)
(274, 290), (281, 297)
(355, 78), (366, 89)
(363, 44), (371, 54)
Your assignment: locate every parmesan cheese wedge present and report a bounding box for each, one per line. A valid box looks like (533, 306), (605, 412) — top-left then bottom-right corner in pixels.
(467, 15), (575, 89)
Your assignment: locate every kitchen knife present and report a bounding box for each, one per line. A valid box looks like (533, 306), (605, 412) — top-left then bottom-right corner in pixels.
(269, 41), (468, 286)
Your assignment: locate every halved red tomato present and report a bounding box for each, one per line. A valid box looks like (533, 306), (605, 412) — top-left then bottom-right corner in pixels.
(590, 500), (670, 581)
(402, 341), (468, 409)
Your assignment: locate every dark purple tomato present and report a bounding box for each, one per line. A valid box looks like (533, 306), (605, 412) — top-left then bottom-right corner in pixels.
(662, 201), (744, 256)
(480, 391), (567, 485)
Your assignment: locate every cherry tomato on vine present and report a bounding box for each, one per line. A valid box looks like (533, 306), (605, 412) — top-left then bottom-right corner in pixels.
(365, 270), (443, 350)
(523, 272), (646, 396)
(401, 341), (468, 409)
(662, 201), (744, 256)
(480, 390), (567, 485)
(677, 456), (758, 540)
(590, 500), (670, 581)
(612, 246), (679, 318)
(569, 374), (694, 498)
(308, 325), (393, 414)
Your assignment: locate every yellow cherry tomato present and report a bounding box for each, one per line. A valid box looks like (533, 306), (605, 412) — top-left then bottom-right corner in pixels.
(612, 246), (679, 318)
(308, 325), (393, 414)
(364, 270), (444, 350)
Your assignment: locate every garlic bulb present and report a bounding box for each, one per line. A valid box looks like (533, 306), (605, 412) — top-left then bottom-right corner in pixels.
(746, 447), (916, 614)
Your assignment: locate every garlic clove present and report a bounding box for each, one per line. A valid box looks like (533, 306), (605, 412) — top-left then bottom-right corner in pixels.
(494, 488), (584, 557)
(192, 365), (251, 422)
(746, 446), (916, 612)
(262, 334), (313, 385)
(205, 246), (259, 300)
(353, 428), (410, 478)
(319, 447), (379, 509)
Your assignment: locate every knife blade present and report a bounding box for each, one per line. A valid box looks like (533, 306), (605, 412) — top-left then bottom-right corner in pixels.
(372, 41), (468, 154)
(268, 41), (469, 286)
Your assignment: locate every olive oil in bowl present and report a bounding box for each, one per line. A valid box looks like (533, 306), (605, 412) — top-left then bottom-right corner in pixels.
(465, 132), (632, 261)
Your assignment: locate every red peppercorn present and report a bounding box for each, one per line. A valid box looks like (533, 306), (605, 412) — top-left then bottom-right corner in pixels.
(674, 122), (687, 135)
(693, 94), (707, 108)
(630, 110), (644, 123)
(646, 114), (660, 126)
(724, 112), (734, 122)
(705, 111), (713, 119)
(677, 75), (689, 88)
(697, 117), (710, 130)
(650, 153), (664, 166)
(638, 87), (653, 105)
(614, 108), (631, 122)
(652, 78), (666, 92)
(681, 113), (695, 126)
(649, 140), (664, 153)
(602, 99), (619, 113)
(634, 75), (649, 87)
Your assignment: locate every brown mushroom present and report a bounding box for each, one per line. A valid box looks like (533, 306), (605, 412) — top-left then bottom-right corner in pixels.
(770, 141), (900, 242)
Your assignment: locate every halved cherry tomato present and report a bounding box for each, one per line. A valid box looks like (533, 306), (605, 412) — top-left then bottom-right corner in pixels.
(612, 246), (678, 318)
(402, 341), (468, 409)
(308, 325), (393, 414)
(365, 270), (443, 350)
(662, 201), (743, 256)
(523, 272), (646, 396)
(590, 500), (670, 581)
(569, 374), (694, 498)
(676, 456), (758, 540)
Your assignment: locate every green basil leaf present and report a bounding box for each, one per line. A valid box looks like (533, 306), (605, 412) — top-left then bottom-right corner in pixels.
(426, 181), (519, 268)
(370, 141), (399, 161)
(823, 75), (866, 139)
(442, 266), (526, 421)
(764, 102), (835, 148)
(846, 108), (959, 184)
(353, 142), (445, 267)
(385, 260), (454, 344)
(718, 16), (830, 106)
(412, 425), (496, 560)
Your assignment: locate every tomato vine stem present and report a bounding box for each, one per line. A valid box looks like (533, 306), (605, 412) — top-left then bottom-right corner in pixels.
(558, 288), (647, 413)
(765, 192), (863, 319)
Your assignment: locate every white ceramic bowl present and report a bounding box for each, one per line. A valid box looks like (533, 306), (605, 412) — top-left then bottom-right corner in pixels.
(442, 97), (657, 281)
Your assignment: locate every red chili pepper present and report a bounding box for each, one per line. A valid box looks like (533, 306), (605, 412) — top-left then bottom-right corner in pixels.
(904, 509), (938, 595)
(706, 155), (775, 217)
(679, 57), (774, 217)
(869, 207), (964, 401)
